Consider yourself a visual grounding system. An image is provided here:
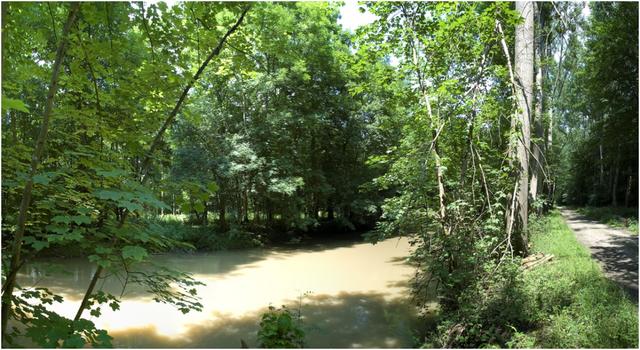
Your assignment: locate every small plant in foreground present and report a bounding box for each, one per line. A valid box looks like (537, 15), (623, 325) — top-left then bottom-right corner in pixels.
(257, 305), (305, 348)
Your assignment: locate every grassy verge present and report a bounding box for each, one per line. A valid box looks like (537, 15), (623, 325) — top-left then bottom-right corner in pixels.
(514, 211), (638, 348)
(575, 206), (639, 235)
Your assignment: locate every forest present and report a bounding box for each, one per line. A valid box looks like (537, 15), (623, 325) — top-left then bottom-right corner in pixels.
(1, 1), (638, 348)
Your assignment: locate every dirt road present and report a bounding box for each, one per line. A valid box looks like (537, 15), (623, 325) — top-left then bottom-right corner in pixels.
(560, 208), (638, 302)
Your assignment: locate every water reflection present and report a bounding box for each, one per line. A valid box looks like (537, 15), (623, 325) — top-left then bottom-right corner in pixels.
(18, 237), (427, 348)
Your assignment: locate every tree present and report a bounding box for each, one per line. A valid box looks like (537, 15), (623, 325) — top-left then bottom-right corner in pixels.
(1, 2), (250, 346)
(1, 2), (80, 338)
(509, 1), (534, 254)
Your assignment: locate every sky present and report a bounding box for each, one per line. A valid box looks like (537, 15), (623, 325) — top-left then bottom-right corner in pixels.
(147, 0), (377, 33)
(337, 1), (378, 33)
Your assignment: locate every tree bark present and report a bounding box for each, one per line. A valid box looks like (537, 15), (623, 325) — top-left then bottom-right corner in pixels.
(1, 3), (80, 339)
(599, 143), (605, 186)
(625, 173), (633, 208)
(530, 3), (545, 204)
(514, 1), (534, 254)
(219, 197), (227, 229)
(612, 154), (620, 207)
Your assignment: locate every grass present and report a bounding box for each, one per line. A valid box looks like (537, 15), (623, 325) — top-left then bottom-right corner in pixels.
(516, 211), (639, 348)
(575, 206), (639, 235)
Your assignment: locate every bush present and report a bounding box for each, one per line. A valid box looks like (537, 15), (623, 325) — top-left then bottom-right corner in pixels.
(148, 216), (264, 251)
(257, 305), (305, 348)
(424, 211), (638, 348)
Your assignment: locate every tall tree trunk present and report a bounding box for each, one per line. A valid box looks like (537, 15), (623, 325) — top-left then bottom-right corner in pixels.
(514, 1), (534, 254)
(530, 3), (545, 204)
(544, 107), (553, 206)
(1, 3), (80, 339)
(327, 200), (335, 220)
(219, 196), (227, 230)
(242, 190), (249, 223)
(599, 143), (605, 186)
(612, 154), (620, 207)
(625, 172), (633, 208)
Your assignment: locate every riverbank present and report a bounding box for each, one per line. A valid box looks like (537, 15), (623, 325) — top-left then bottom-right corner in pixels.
(512, 211), (638, 348)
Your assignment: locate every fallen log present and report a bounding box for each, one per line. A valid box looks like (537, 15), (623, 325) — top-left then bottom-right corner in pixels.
(522, 254), (554, 270)
(521, 252), (544, 264)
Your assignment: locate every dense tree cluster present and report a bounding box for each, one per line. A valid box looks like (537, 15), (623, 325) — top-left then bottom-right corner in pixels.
(1, 1), (636, 348)
(554, 2), (638, 207)
(165, 3), (390, 232)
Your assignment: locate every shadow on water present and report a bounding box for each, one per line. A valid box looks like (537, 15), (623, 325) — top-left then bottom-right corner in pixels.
(16, 238), (368, 301)
(109, 291), (433, 348)
(14, 237), (429, 348)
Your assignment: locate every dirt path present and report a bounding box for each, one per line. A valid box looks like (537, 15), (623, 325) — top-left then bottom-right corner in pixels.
(560, 208), (638, 302)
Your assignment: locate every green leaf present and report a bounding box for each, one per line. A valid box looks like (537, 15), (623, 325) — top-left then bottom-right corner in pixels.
(33, 240), (49, 251)
(95, 169), (127, 178)
(2, 96), (29, 113)
(46, 224), (69, 235)
(52, 216), (72, 224)
(95, 246), (113, 254)
(122, 201), (143, 212)
(62, 334), (85, 348)
(88, 255), (112, 268)
(33, 172), (59, 185)
(121, 245), (148, 262)
(70, 215), (92, 225)
(108, 301), (120, 311)
(207, 182), (219, 193)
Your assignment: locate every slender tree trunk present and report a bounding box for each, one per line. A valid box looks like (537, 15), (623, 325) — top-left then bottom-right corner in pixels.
(242, 189), (249, 223)
(459, 113), (475, 187)
(625, 172), (633, 208)
(411, 42), (449, 235)
(1, 3), (80, 339)
(73, 6), (251, 322)
(530, 4), (545, 203)
(514, 1), (534, 254)
(543, 107), (553, 206)
(599, 143), (605, 186)
(219, 196), (227, 230)
(612, 154), (620, 207)
(203, 202), (208, 225)
(73, 266), (102, 321)
(327, 201), (335, 220)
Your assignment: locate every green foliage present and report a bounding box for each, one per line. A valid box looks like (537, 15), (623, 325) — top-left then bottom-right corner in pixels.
(576, 206), (639, 234)
(554, 2), (638, 208)
(1, 96), (29, 113)
(129, 265), (205, 314)
(2, 1), (636, 348)
(523, 212), (638, 348)
(6, 287), (112, 348)
(257, 305), (305, 348)
(428, 212), (638, 348)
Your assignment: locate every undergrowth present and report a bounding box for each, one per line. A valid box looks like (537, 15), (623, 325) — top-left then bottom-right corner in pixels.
(425, 210), (638, 348)
(575, 206), (638, 235)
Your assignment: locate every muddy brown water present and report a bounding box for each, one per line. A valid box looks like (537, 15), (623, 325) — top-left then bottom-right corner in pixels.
(17, 237), (429, 348)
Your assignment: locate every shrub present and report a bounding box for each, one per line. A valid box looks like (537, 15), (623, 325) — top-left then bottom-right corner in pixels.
(257, 305), (305, 348)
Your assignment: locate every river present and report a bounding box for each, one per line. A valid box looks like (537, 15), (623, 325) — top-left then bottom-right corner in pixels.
(17, 237), (428, 348)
